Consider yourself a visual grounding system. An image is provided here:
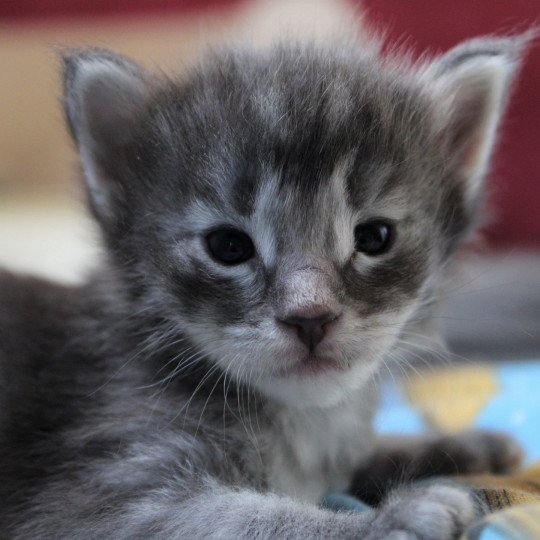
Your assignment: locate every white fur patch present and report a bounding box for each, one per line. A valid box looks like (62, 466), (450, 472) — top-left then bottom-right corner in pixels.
(263, 389), (377, 502)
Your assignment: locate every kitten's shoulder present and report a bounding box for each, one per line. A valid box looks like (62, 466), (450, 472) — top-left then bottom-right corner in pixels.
(0, 270), (82, 336)
(0, 269), (112, 374)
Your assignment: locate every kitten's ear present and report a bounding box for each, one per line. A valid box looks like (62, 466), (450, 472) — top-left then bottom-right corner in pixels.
(425, 34), (531, 209)
(62, 48), (151, 219)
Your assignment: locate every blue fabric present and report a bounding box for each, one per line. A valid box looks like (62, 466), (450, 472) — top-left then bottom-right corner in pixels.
(320, 492), (370, 513)
(476, 362), (540, 464)
(477, 529), (509, 540)
(374, 361), (540, 463)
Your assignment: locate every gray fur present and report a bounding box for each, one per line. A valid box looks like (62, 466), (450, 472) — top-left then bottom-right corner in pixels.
(0, 33), (529, 538)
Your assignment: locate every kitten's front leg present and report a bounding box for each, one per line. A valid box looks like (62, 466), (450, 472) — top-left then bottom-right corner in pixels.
(173, 483), (486, 540)
(350, 430), (523, 505)
(13, 475), (485, 539)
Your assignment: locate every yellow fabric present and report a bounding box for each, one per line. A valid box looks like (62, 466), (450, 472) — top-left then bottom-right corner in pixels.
(404, 365), (499, 432)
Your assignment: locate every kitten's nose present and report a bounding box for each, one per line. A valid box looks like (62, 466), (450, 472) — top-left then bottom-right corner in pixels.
(278, 308), (339, 351)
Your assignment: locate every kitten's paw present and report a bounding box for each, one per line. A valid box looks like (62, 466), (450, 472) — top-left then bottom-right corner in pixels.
(351, 430), (523, 506)
(366, 482), (485, 540)
(437, 430), (523, 475)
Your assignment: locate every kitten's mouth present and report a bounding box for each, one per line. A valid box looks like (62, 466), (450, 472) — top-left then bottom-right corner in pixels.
(292, 354), (342, 376)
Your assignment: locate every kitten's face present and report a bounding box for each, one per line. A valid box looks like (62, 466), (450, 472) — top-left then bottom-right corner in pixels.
(165, 157), (439, 407)
(63, 40), (522, 407)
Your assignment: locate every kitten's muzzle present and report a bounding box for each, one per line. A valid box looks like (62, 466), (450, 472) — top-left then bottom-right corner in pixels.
(277, 308), (340, 351)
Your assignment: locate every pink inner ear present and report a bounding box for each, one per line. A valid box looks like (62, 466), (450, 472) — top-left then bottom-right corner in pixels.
(71, 60), (150, 219)
(446, 96), (489, 203)
(84, 74), (146, 150)
(442, 62), (511, 208)
(461, 133), (484, 173)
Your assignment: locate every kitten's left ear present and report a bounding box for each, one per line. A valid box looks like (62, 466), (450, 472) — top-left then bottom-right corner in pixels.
(425, 34), (532, 209)
(62, 48), (152, 221)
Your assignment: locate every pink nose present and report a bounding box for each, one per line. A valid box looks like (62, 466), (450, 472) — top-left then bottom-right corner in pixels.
(278, 308), (339, 351)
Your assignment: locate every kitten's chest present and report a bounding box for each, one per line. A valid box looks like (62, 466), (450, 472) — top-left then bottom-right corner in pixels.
(258, 394), (376, 503)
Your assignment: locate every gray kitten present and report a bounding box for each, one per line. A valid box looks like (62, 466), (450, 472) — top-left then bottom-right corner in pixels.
(0, 32), (529, 539)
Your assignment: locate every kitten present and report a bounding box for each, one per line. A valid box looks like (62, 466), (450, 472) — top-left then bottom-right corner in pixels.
(0, 32), (529, 538)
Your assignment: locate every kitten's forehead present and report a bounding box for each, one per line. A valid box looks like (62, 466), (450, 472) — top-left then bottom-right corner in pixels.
(175, 45), (436, 211)
(251, 157), (355, 263)
(183, 157), (355, 267)
(160, 44), (444, 263)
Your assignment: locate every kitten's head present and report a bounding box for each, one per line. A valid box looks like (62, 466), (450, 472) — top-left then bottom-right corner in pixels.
(63, 36), (526, 408)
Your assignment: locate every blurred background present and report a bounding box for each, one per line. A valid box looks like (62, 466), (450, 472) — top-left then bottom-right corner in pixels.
(0, 0), (539, 359)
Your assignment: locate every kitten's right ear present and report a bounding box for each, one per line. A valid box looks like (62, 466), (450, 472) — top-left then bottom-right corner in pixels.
(62, 48), (150, 220)
(422, 34), (532, 212)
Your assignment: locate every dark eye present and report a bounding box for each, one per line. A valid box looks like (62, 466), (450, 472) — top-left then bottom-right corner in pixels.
(206, 228), (255, 265)
(354, 220), (394, 256)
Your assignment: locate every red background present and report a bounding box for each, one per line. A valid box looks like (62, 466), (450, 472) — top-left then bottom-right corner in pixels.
(2, 0), (539, 248)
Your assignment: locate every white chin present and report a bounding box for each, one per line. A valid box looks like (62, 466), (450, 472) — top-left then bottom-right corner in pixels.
(255, 360), (380, 410)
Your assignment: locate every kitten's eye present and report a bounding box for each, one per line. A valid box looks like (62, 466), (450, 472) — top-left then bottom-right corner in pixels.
(354, 220), (394, 256)
(206, 228), (255, 265)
